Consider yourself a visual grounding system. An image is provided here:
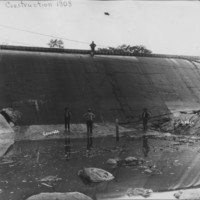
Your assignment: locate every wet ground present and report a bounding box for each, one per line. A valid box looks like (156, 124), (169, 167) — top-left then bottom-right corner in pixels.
(1, 134), (200, 200)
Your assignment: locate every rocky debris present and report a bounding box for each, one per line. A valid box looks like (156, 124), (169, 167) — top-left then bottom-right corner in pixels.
(78, 168), (114, 183)
(158, 111), (200, 135)
(152, 111), (199, 134)
(26, 192), (93, 200)
(190, 136), (200, 141)
(138, 165), (148, 169)
(106, 158), (119, 165)
(174, 190), (183, 199)
(192, 110), (200, 115)
(115, 156), (162, 174)
(144, 169), (152, 173)
(40, 175), (62, 182)
(178, 138), (194, 144)
(171, 137), (198, 147)
(120, 156), (139, 166)
(125, 156), (138, 163)
(173, 160), (182, 167)
(38, 176), (62, 187)
(151, 117), (171, 130)
(151, 168), (162, 175)
(174, 188), (200, 199)
(143, 163), (162, 175)
(41, 183), (53, 188)
(119, 156), (145, 167)
(126, 188), (153, 198)
(0, 158), (14, 165)
(174, 119), (194, 128)
(164, 133), (172, 137)
(83, 148), (107, 158)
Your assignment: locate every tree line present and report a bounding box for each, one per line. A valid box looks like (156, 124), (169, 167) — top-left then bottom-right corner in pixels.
(48, 39), (152, 55)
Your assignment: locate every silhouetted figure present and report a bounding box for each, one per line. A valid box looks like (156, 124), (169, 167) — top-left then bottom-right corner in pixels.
(83, 108), (95, 150)
(64, 131), (71, 160)
(141, 108), (151, 132)
(142, 135), (150, 157)
(90, 41), (96, 56)
(64, 107), (71, 132)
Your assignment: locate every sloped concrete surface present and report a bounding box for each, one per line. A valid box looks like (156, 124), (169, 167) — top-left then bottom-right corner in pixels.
(1, 50), (200, 129)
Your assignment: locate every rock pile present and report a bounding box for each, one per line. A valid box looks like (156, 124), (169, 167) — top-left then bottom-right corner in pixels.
(78, 167), (114, 183)
(26, 192), (93, 200)
(174, 189), (200, 199)
(126, 188), (153, 198)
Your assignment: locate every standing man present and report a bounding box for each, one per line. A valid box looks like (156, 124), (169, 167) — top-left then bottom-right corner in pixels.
(83, 108), (95, 149)
(90, 41), (96, 56)
(141, 108), (151, 132)
(64, 106), (71, 132)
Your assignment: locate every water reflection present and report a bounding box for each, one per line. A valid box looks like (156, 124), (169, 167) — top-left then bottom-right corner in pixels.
(3, 135), (200, 197)
(64, 130), (71, 160)
(142, 135), (150, 157)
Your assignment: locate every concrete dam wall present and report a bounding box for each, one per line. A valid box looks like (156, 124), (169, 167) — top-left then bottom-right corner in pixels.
(0, 47), (200, 127)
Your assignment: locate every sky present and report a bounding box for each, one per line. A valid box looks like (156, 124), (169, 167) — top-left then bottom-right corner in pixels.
(0, 0), (200, 56)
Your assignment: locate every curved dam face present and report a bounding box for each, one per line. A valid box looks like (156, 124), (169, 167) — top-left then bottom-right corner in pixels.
(0, 48), (200, 128)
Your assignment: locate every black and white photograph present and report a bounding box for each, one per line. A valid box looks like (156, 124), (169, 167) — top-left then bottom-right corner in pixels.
(0, 0), (200, 199)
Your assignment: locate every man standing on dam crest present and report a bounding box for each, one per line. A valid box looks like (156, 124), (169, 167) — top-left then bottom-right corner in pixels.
(90, 41), (96, 56)
(84, 108), (95, 150)
(142, 108), (151, 132)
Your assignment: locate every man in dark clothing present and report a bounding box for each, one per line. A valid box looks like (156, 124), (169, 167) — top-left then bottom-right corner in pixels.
(90, 41), (96, 56)
(142, 108), (151, 132)
(64, 107), (71, 132)
(83, 108), (95, 149)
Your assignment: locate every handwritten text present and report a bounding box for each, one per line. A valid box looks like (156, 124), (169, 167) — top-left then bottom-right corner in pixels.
(5, 0), (72, 8)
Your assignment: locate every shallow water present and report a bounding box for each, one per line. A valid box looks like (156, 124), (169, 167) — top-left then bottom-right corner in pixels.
(0, 136), (200, 200)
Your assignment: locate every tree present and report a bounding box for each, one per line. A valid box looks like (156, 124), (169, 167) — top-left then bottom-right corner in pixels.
(48, 39), (64, 49)
(98, 44), (152, 55)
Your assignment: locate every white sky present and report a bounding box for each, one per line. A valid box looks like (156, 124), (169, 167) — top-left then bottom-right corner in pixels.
(0, 0), (200, 56)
